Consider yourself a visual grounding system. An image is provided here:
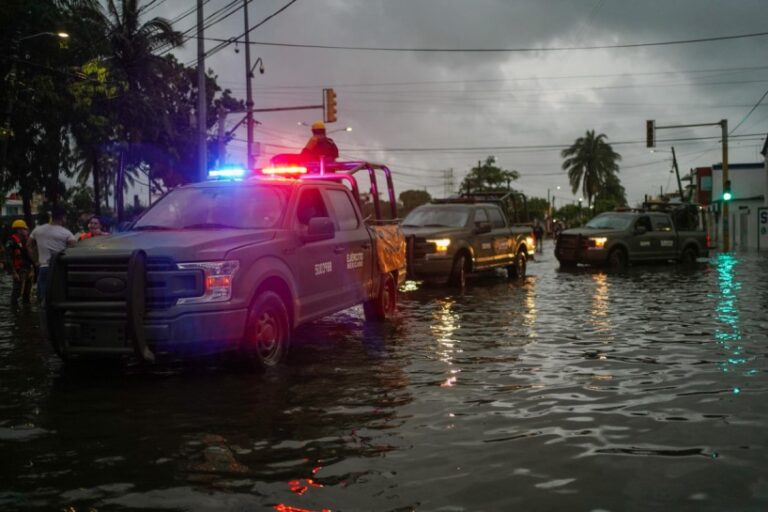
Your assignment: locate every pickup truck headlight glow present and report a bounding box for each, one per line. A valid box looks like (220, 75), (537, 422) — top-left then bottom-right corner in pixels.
(588, 237), (608, 249)
(426, 238), (451, 253)
(177, 260), (239, 304)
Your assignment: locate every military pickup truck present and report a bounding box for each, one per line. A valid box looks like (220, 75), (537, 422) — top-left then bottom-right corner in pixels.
(402, 198), (535, 287)
(555, 205), (709, 270)
(44, 161), (406, 368)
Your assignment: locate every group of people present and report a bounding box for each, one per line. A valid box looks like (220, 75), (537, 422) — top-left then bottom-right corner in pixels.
(4, 208), (109, 307)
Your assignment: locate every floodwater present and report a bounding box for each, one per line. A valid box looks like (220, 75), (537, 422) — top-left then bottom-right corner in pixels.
(1, 242), (767, 512)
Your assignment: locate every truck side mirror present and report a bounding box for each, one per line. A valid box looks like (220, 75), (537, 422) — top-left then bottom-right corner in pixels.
(301, 217), (336, 243)
(475, 221), (492, 234)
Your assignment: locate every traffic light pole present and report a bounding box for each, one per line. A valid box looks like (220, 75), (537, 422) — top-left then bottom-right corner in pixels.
(646, 119), (730, 251)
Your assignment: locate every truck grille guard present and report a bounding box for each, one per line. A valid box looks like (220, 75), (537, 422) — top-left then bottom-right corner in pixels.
(45, 249), (201, 363)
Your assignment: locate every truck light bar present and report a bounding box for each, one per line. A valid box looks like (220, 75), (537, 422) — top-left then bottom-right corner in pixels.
(261, 166), (308, 176)
(208, 167), (247, 180)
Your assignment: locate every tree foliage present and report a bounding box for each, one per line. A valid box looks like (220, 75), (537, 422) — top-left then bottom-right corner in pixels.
(0, 0), (245, 224)
(460, 156), (519, 193)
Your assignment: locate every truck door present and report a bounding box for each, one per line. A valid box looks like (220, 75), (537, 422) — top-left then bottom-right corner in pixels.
(487, 206), (514, 265)
(471, 208), (495, 268)
(324, 187), (374, 308)
(292, 187), (344, 319)
(650, 214), (677, 260)
(628, 215), (655, 260)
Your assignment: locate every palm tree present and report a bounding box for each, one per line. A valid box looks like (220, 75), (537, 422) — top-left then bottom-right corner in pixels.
(89, 0), (183, 220)
(561, 130), (622, 208)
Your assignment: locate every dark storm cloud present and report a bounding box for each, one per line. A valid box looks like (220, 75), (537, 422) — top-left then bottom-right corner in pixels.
(158, 0), (767, 202)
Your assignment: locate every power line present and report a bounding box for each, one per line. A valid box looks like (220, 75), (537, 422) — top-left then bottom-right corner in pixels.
(730, 87), (768, 135)
(212, 30), (768, 53)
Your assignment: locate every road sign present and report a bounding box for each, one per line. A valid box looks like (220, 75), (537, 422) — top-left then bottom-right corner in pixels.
(759, 207), (768, 252)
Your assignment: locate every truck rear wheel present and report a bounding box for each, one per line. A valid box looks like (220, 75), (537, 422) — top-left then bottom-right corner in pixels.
(243, 291), (290, 368)
(364, 272), (397, 322)
(507, 249), (527, 279)
(680, 245), (698, 265)
(448, 253), (468, 288)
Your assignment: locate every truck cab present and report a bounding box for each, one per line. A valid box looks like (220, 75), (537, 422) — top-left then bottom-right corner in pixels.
(45, 161), (406, 368)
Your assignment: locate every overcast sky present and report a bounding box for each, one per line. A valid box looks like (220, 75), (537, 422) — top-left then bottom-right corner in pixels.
(153, 0), (768, 207)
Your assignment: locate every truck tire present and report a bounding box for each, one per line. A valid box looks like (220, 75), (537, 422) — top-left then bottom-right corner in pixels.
(448, 253), (468, 288)
(608, 248), (627, 271)
(364, 272), (397, 322)
(243, 291), (290, 368)
(507, 249), (527, 279)
(680, 245), (698, 265)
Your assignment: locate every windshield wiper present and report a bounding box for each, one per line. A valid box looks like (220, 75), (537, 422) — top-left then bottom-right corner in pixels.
(423, 223), (449, 227)
(132, 225), (173, 231)
(182, 222), (242, 230)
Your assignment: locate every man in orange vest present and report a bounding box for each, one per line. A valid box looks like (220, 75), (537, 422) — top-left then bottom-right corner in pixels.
(4, 219), (34, 306)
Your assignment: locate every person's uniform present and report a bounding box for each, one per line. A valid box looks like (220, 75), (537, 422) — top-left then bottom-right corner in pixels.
(5, 222), (34, 305)
(29, 223), (77, 304)
(301, 121), (339, 163)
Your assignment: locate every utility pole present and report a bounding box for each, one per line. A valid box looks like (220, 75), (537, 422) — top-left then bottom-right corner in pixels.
(216, 103), (226, 166)
(197, 0), (207, 182)
(646, 118), (731, 251)
(243, 0), (254, 169)
(671, 146), (684, 201)
(721, 119), (729, 252)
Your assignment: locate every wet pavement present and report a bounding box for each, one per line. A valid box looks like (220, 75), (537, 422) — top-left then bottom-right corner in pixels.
(1, 241), (767, 511)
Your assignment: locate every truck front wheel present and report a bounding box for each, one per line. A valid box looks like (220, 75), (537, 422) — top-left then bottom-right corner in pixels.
(507, 249), (527, 279)
(448, 254), (468, 288)
(608, 248), (627, 271)
(243, 291), (290, 368)
(364, 272), (397, 322)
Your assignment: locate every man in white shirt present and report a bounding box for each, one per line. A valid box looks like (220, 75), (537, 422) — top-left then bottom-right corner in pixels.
(28, 206), (77, 304)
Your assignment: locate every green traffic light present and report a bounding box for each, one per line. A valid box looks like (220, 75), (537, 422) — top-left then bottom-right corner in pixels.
(723, 191), (732, 201)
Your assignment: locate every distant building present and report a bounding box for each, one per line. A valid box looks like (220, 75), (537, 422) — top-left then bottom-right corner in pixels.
(702, 161), (766, 251)
(1, 194), (23, 216)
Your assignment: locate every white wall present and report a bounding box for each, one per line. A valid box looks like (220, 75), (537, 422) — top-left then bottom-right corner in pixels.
(712, 165), (765, 251)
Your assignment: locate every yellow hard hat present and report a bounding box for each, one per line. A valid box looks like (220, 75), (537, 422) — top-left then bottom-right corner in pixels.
(11, 219), (28, 230)
(311, 120), (326, 131)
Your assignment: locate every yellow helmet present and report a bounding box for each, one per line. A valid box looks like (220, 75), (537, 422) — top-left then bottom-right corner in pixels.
(11, 219), (28, 230)
(311, 120), (326, 131)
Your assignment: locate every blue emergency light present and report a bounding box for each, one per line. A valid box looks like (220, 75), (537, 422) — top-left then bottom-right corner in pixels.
(207, 167), (247, 180)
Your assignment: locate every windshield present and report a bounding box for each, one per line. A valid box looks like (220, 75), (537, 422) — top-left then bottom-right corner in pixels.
(402, 207), (469, 228)
(133, 185), (288, 230)
(585, 213), (633, 230)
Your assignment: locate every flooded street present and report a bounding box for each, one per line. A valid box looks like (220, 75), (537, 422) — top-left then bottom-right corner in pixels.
(1, 242), (767, 511)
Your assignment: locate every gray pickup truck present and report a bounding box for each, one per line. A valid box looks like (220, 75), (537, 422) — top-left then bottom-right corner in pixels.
(555, 207), (709, 270)
(402, 200), (534, 287)
(44, 161), (406, 368)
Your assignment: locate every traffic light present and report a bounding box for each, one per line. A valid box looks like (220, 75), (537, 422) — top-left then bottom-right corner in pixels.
(723, 180), (732, 201)
(646, 120), (655, 148)
(324, 88), (337, 123)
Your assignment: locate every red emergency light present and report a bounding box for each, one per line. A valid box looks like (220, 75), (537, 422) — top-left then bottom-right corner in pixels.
(261, 165), (308, 177)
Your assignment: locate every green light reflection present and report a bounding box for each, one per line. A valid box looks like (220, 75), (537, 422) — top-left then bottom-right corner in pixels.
(713, 254), (752, 382)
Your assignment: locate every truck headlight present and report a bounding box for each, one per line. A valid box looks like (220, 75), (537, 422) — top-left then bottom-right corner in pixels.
(588, 237), (608, 249)
(177, 260), (239, 304)
(427, 238), (451, 253)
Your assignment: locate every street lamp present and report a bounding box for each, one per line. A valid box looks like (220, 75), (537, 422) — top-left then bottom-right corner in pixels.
(1, 31), (70, 171)
(242, 0), (265, 169)
(328, 126), (352, 135)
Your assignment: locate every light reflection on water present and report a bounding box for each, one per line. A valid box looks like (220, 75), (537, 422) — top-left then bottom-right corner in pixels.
(1, 247), (768, 511)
